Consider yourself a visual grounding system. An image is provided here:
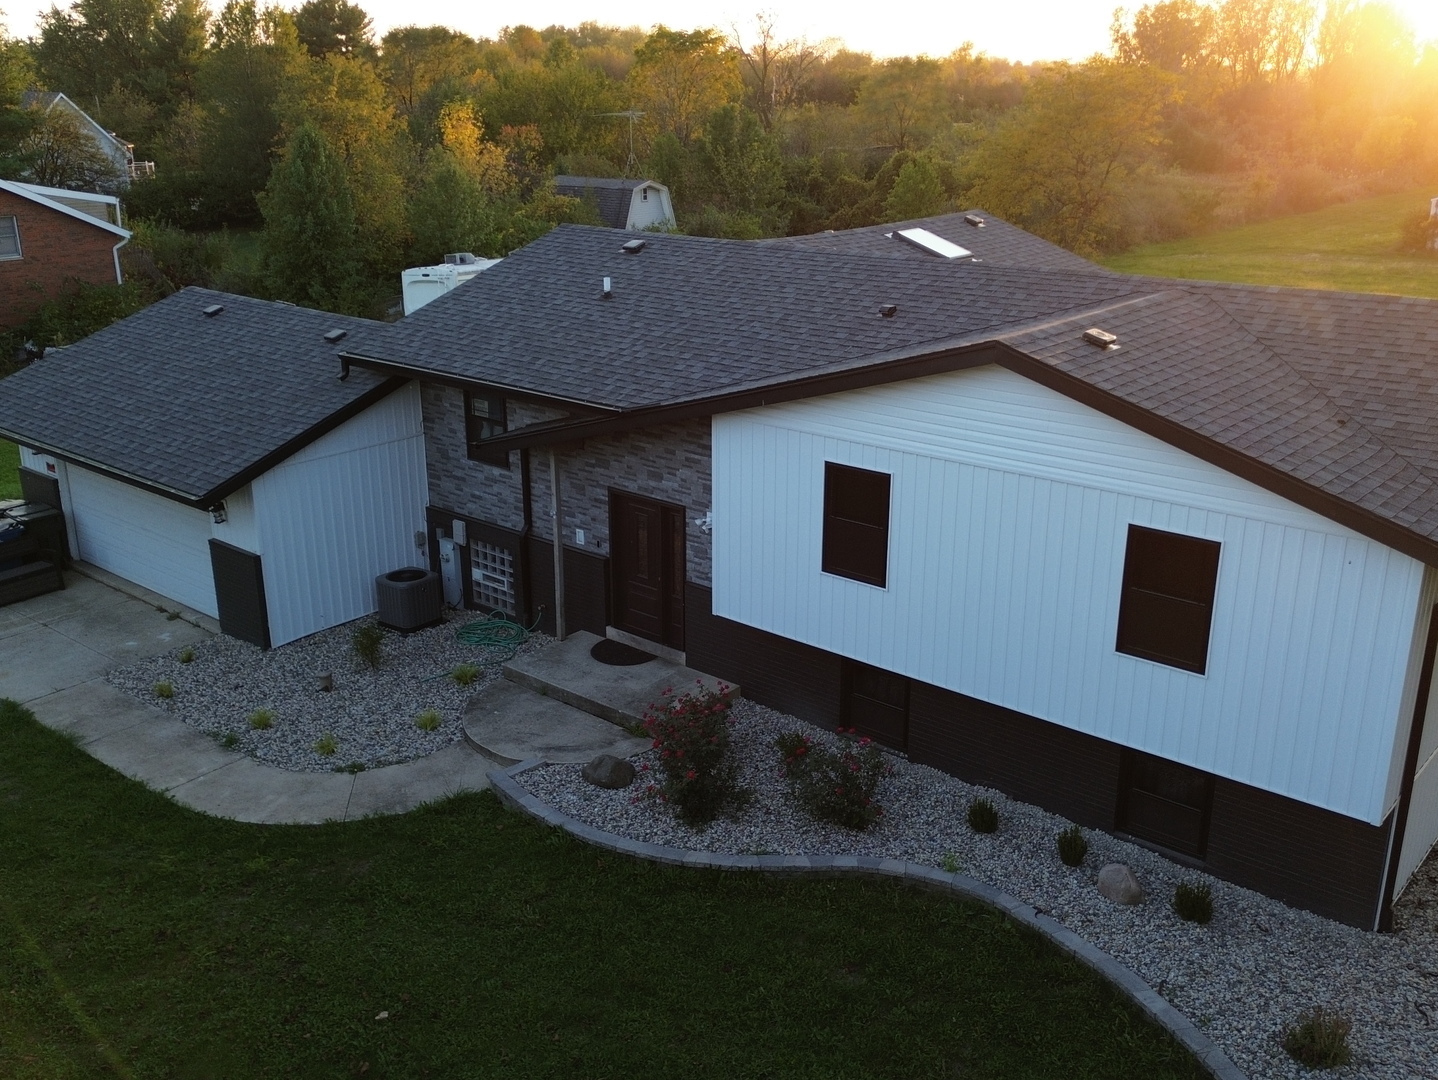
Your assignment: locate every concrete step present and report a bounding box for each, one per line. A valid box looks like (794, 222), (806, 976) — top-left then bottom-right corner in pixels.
(502, 630), (737, 731)
(462, 678), (651, 766)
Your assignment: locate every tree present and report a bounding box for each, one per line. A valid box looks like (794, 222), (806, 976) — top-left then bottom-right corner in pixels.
(0, 20), (39, 178)
(628, 26), (739, 146)
(965, 60), (1174, 253)
(259, 123), (363, 311)
(1113, 0), (1217, 71)
(733, 14), (832, 130)
(1213, 0), (1316, 84)
(884, 156), (948, 220)
(293, 0), (373, 60)
(693, 103), (783, 219)
(378, 25), (482, 124)
(856, 57), (947, 151)
(19, 107), (124, 189)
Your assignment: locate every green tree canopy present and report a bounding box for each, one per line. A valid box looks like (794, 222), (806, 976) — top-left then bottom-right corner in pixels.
(628, 26), (739, 147)
(884, 156), (948, 220)
(294, 0), (373, 59)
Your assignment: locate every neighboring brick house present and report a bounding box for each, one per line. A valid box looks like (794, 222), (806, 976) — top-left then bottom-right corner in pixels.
(0, 179), (130, 329)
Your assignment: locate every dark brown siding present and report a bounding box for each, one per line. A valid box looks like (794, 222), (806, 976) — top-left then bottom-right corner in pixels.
(686, 583), (842, 726)
(909, 681), (1124, 829)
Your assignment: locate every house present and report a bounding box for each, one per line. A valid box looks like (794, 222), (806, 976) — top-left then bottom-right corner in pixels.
(0, 178), (130, 328)
(0, 289), (428, 647)
(19, 91), (151, 182)
(554, 176), (675, 231)
(328, 212), (1438, 930)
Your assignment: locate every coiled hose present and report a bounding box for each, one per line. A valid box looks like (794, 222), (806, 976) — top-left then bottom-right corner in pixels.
(452, 610), (541, 664)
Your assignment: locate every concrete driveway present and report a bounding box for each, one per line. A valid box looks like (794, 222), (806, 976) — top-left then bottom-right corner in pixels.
(2, 568), (496, 823)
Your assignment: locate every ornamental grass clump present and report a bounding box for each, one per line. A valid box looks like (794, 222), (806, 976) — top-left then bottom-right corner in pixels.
(640, 683), (747, 826)
(1057, 825), (1088, 867)
(451, 663), (481, 687)
(247, 708), (274, 730)
(153, 681), (174, 700)
(1173, 881), (1214, 924)
(967, 797), (999, 834)
(415, 709), (442, 732)
(775, 727), (892, 832)
(1283, 1008), (1353, 1069)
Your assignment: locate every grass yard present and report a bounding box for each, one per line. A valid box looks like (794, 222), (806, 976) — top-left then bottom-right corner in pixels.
(0, 700), (1205, 1080)
(0, 439), (20, 501)
(1103, 188), (1438, 297)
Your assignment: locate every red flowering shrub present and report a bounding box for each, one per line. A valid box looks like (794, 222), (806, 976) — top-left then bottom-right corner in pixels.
(640, 682), (748, 825)
(775, 727), (891, 831)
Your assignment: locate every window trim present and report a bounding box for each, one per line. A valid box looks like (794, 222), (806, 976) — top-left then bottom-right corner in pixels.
(464, 390), (510, 469)
(0, 215), (21, 261)
(1115, 523), (1221, 675)
(821, 461), (891, 589)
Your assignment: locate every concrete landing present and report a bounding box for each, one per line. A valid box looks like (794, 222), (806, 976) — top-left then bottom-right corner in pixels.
(462, 678), (650, 765)
(502, 630), (736, 731)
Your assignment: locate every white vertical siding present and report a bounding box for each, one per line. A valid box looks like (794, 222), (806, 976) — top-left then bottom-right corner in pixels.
(1394, 567), (1438, 893)
(713, 365), (1424, 825)
(252, 384), (429, 646)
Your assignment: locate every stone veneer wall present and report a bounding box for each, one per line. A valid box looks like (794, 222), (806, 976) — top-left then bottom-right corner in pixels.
(422, 384), (714, 587)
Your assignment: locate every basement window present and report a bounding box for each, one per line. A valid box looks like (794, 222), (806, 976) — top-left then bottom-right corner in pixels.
(1117, 749), (1215, 859)
(0, 216), (22, 259)
(464, 390), (510, 469)
(471, 538), (516, 614)
(1115, 524), (1220, 674)
(822, 462), (891, 588)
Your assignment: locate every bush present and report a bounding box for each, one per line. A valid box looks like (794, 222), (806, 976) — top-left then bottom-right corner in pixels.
(775, 727), (892, 831)
(415, 709), (442, 732)
(1282, 1008), (1353, 1069)
(177, 646), (195, 664)
(1173, 881), (1213, 924)
(314, 734), (339, 757)
(451, 663), (481, 687)
(220, 731), (238, 749)
(640, 683), (747, 826)
(1057, 825), (1088, 867)
(351, 624), (384, 669)
(153, 681), (174, 699)
(247, 708), (274, 730)
(967, 797), (999, 834)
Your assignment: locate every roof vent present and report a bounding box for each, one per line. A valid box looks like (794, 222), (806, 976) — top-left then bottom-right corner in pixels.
(895, 227), (972, 259)
(324, 329), (347, 343)
(202, 303), (224, 317)
(878, 304), (898, 318)
(964, 213), (986, 227)
(444, 252), (478, 265)
(601, 276), (612, 299)
(621, 238), (647, 254)
(1083, 327), (1118, 349)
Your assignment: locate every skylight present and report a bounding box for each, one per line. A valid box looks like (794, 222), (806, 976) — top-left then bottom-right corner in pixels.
(894, 228), (972, 259)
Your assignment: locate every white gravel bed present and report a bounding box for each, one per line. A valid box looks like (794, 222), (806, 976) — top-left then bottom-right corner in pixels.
(519, 699), (1438, 1080)
(107, 613), (553, 773)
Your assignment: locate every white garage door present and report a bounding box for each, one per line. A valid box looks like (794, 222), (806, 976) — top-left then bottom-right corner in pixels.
(66, 467), (219, 617)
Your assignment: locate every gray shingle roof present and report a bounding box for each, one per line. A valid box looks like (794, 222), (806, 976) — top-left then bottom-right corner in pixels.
(769, 209), (1104, 273)
(553, 176), (647, 229)
(0, 288), (393, 504)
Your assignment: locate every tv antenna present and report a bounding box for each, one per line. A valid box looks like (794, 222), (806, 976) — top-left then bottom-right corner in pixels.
(595, 109), (645, 176)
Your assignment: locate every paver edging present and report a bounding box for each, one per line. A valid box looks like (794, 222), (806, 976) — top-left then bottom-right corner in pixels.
(488, 758), (1248, 1080)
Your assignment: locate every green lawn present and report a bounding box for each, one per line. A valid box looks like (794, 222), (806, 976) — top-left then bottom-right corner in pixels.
(1103, 188), (1438, 297)
(0, 439), (20, 501)
(0, 700), (1205, 1080)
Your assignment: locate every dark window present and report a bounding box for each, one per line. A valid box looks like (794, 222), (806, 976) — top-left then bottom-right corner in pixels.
(0, 216), (20, 260)
(822, 462), (890, 587)
(1117, 750), (1215, 859)
(1115, 525), (1220, 674)
(465, 390), (509, 468)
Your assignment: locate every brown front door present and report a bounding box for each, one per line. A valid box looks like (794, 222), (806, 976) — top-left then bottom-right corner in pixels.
(610, 492), (686, 650)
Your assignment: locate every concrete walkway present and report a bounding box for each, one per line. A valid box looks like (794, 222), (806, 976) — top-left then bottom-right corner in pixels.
(3, 571), (497, 823)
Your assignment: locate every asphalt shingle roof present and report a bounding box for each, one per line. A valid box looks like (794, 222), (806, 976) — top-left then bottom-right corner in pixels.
(553, 176), (647, 230)
(0, 288), (391, 503)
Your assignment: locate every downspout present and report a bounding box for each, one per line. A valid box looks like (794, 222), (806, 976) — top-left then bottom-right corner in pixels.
(549, 448), (566, 641)
(518, 448), (534, 624)
(112, 233), (129, 285)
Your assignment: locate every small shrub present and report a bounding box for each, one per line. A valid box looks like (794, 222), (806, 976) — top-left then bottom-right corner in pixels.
(415, 709), (442, 732)
(153, 681), (174, 699)
(1057, 825), (1088, 867)
(247, 708), (274, 730)
(351, 624), (384, 669)
(314, 733), (339, 757)
(941, 852), (961, 874)
(967, 797), (999, 834)
(1282, 1008), (1353, 1069)
(219, 731), (239, 749)
(178, 646), (195, 664)
(1173, 881), (1214, 924)
(641, 683), (747, 826)
(775, 727), (892, 831)
(451, 663), (481, 687)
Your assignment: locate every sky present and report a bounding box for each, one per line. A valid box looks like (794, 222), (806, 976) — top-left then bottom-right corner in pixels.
(5, 0), (1438, 61)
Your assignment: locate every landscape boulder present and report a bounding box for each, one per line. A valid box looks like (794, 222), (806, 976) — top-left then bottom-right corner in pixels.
(582, 753), (636, 789)
(1097, 863), (1145, 905)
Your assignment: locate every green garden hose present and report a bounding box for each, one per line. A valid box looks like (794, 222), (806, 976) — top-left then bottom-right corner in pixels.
(453, 610), (541, 662)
